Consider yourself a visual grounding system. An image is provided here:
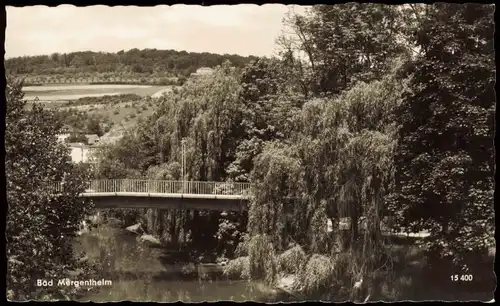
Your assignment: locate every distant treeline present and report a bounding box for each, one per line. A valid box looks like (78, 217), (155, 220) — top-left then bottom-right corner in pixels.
(5, 49), (259, 78)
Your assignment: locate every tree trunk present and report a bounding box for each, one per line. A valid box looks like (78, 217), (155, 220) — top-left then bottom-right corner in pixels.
(170, 212), (178, 247)
(351, 215), (359, 247)
(182, 211), (188, 245)
(152, 209), (157, 236)
(159, 210), (165, 239)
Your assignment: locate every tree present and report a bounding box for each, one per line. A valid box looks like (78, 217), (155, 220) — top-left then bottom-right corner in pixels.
(277, 4), (411, 96)
(5, 79), (94, 300)
(226, 58), (303, 182)
(248, 142), (302, 252)
(86, 116), (104, 137)
(177, 76), (187, 86)
(226, 59), (279, 182)
(389, 3), (495, 270)
(50, 52), (60, 63)
(93, 129), (149, 176)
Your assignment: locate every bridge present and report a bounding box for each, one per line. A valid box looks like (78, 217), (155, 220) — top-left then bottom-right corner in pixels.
(50, 179), (356, 212)
(52, 180), (251, 211)
(50, 179), (448, 241)
(50, 179), (393, 214)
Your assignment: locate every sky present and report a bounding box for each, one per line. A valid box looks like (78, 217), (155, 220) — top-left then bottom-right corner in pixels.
(6, 4), (308, 59)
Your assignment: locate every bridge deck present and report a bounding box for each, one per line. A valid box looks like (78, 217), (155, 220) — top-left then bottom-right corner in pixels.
(50, 180), (251, 211)
(52, 179), (251, 197)
(81, 192), (246, 200)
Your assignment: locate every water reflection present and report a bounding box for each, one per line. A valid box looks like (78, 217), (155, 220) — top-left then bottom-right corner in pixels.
(75, 224), (285, 302)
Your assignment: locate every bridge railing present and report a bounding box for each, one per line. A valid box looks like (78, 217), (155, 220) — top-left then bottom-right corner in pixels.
(52, 180), (251, 196)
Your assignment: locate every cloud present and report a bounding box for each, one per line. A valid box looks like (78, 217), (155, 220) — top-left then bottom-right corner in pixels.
(5, 4), (307, 58)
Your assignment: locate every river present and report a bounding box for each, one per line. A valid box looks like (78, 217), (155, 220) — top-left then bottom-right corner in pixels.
(75, 222), (289, 302)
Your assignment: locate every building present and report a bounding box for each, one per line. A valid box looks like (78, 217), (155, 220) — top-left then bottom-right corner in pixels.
(56, 133), (101, 145)
(86, 134), (100, 145)
(190, 67), (215, 78)
(57, 133), (71, 143)
(56, 132), (105, 164)
(67, 143), (104, 164)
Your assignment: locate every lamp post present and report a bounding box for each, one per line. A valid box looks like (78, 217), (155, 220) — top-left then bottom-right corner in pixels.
(181, 138), (187, 191)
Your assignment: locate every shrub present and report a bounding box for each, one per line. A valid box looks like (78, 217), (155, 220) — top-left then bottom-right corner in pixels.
(247, 234), (278, 284)
(223, 256), (250, 280)
(113, 109), (120, 115)
(216, 215), (246, 258)
(277, 245), (307, 275)
(297, 254), (335, 296)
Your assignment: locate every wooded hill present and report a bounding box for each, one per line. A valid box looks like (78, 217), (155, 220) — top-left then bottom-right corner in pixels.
(5, 49), (259, 85)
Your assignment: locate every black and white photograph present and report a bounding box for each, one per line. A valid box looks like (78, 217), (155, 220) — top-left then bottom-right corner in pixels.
(4, 3), (496, 302)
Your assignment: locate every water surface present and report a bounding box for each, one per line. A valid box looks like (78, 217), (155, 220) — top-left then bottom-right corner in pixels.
(76, 224), (281, 302)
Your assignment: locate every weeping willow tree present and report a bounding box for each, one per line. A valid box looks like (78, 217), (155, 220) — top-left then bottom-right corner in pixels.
(94, 61), (248, 251)
(242, 62), (408, 301)
(149, 60), (244, 182)
(151, 62), (245, 249)
(248, 143), (302, 243)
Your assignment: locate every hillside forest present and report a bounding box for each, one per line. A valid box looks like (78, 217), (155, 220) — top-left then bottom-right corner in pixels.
(5, 48), (258, 85)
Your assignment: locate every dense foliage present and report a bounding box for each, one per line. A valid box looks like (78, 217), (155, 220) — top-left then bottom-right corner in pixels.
(277, 4), (411, 97)
(52, 107), (114, 136)
(5, 79), (95, 300)
(388, 3), (495, 269)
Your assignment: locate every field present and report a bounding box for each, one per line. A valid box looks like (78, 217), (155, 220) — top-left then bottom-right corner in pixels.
(23, 84), (175, 144)
(23, 84), (174, 101)
(50, 98), (160, 144)
(84, 100), (157, 143)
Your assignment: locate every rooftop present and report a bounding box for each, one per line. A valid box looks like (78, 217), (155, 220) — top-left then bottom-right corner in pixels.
(191, 67), (215, 77)
(86, 134), (100, 144)
(67, 142), (106, 149)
